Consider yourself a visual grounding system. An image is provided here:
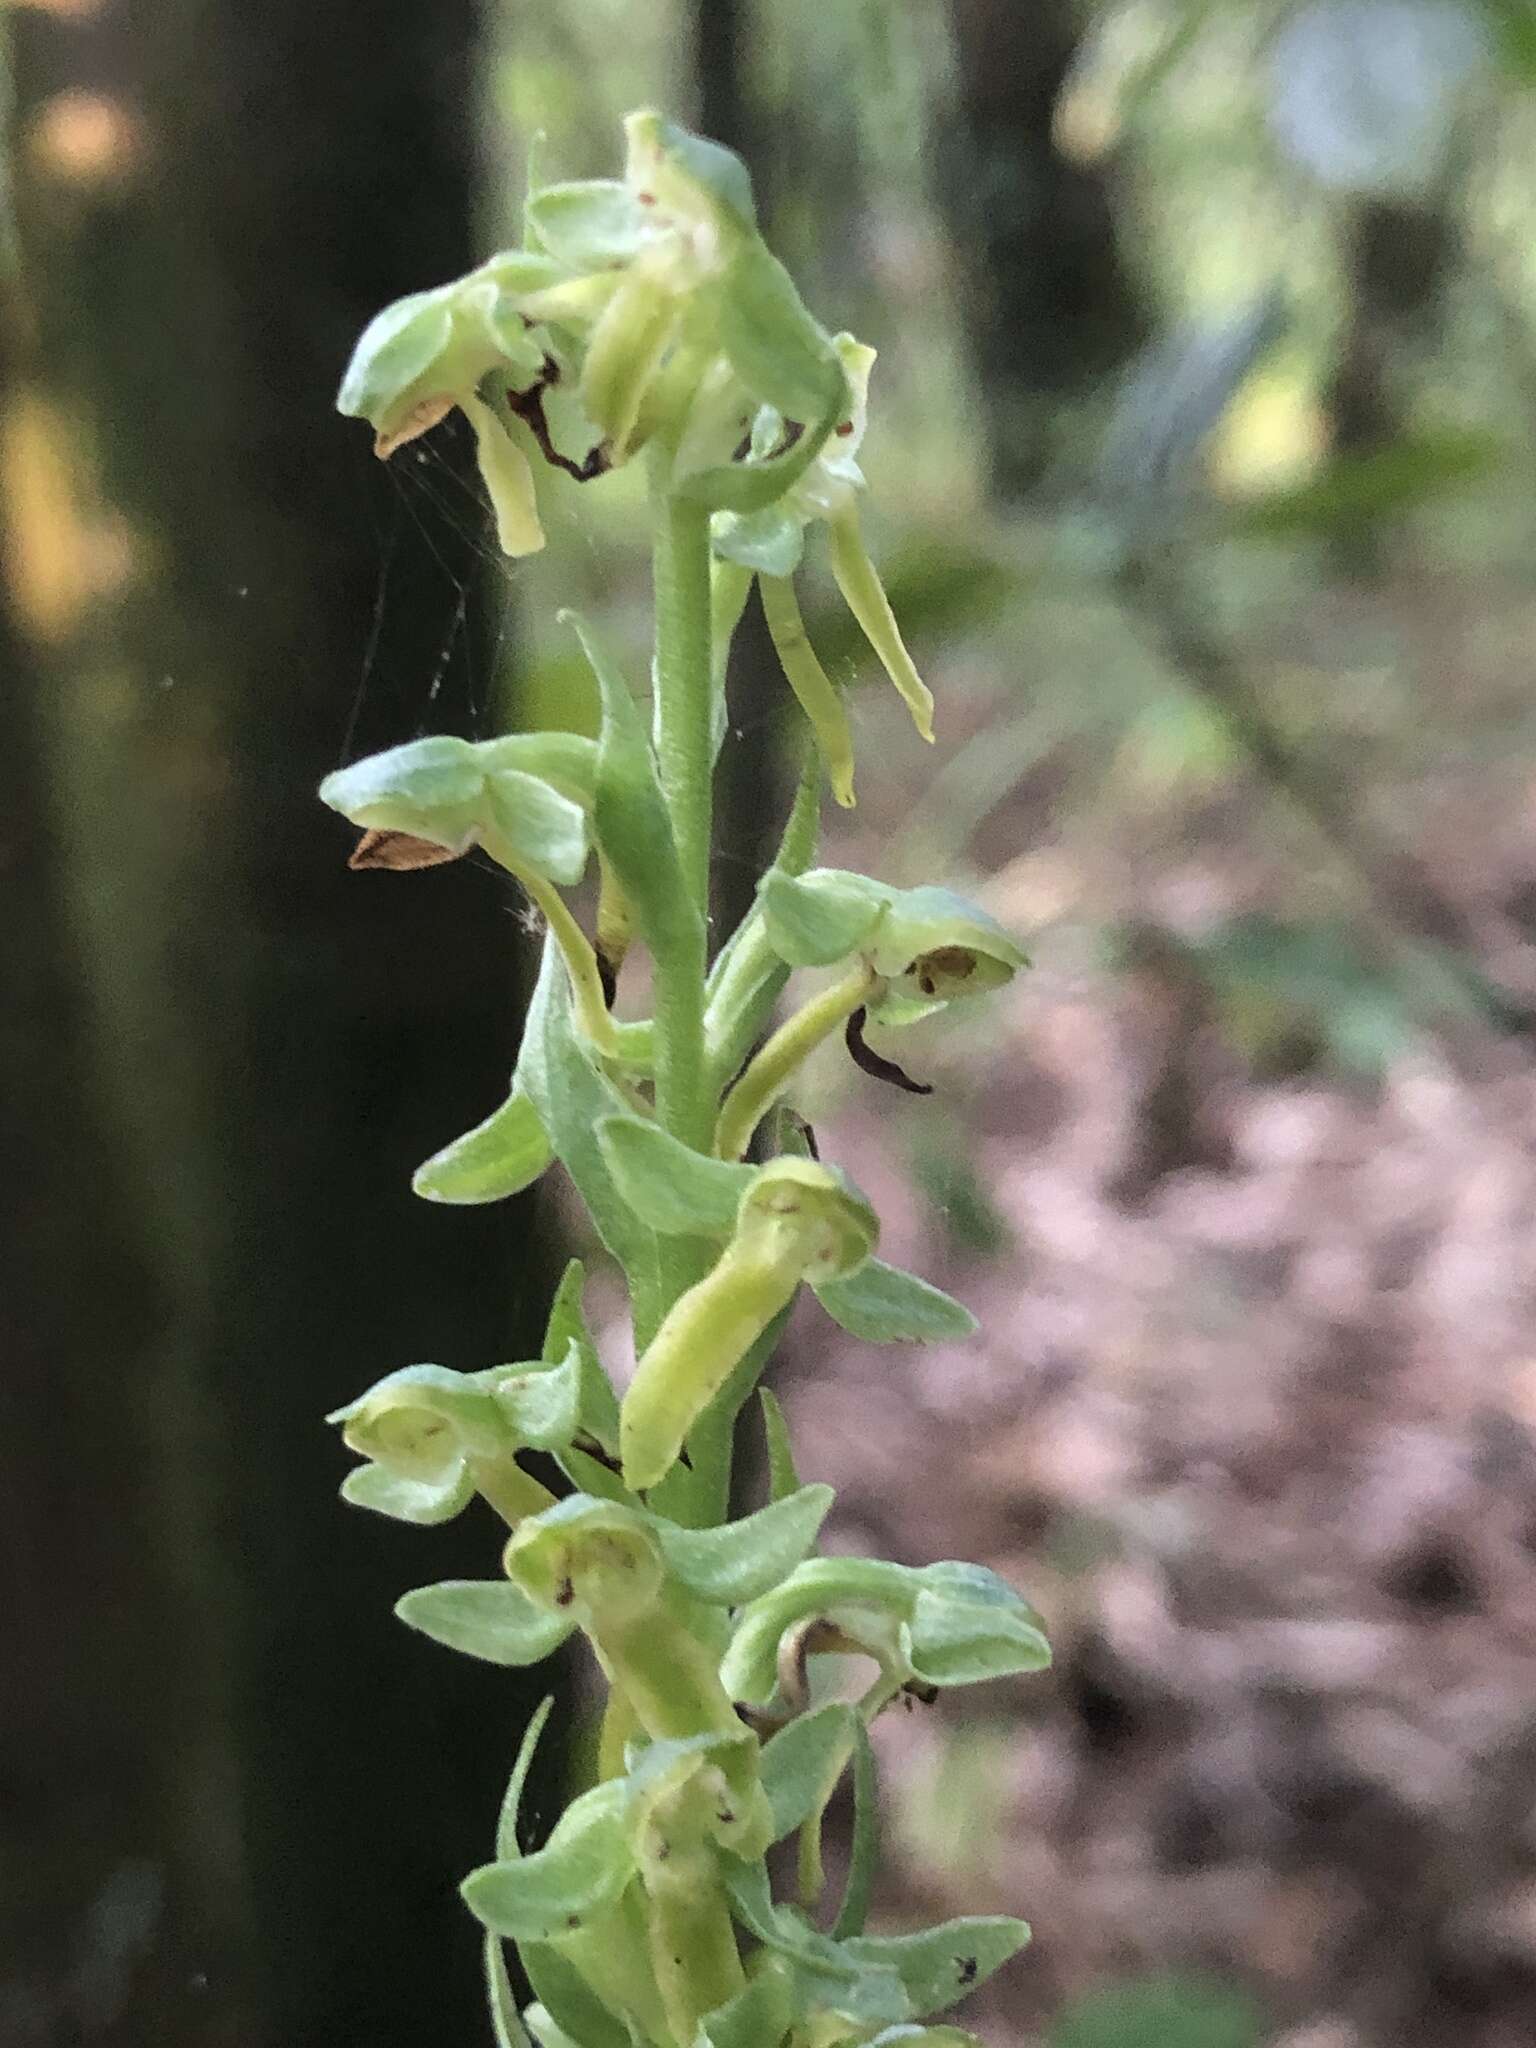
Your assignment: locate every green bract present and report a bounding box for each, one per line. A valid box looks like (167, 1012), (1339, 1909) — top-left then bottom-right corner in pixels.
(325, 107), (1047, 2048)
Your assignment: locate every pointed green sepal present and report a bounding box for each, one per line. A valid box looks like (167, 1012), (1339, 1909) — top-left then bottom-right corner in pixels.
(395, 1581), (577, 1666)
(813, 1259), (978, 1344)
(462, 1780), (634, 1940)
(652, 1483), (834, 1606)
(519, 1943), (634, 2048)
(759, 1387), (802, 1502)
(412, 1089), (554, 1205)
(596, 1115), (753, 1238)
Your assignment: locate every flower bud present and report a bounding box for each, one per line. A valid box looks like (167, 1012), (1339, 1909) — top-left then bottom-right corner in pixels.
(620, 1160), (876, 1490)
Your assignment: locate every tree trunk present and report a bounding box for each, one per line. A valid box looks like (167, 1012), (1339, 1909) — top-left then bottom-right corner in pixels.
(7, 4), (562, 2042)
(940, 0), (1145, 494)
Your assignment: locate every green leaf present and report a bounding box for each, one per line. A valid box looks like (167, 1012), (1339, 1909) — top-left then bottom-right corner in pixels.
(395, 1581), (577, 1667)
(843, 1917), (1031, 2019)
(832, 1720), (877, 1939)
(339, 1460), (474, 1525)
(485, 767), (590, 885)
(485, 1933), (535, 2048)
(596, 1115), (752, 1237)
(653, 1483), (834, 1606)
(519, 1942), (634, 2048)
(463, 1781), (634, 1940)
(563, 612), (703, 964)
(524, 179), (647, 269)
(814, 1260), (978, 1344)
(519, 941), (662, 1327)
(758, 866), (887, 968)
(697, 1968), (797, 2048)
(760, 1702), (857, 1841)
(412, 1089), (554, 1205)
(542, 1259), (622, 1457)
(497, 1695), (556, 1860)
(758, 1388), (801, 1503)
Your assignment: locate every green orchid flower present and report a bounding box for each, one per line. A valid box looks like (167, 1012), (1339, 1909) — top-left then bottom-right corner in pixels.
(619, 1159), (878, 1490)
(711, 337), (934, 805)
(327, 1362), (559, 1526)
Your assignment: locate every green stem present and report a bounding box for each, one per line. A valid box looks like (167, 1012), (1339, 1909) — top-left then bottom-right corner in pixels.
(649, 461), (715, 1158)
(714, 964), (877, 1161)
(484, 836), (619, 1058)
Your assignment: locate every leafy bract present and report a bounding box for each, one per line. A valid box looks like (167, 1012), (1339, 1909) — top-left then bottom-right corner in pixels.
(413, 1089), (554, 1206)
(395, 1581), (576, 1667)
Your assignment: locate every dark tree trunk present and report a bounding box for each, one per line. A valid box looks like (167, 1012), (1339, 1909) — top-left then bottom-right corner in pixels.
(1329, 197), (1459, 458)
(7, 4), (562, 2043)
(692, 0), (795, 951)
(940, 0), (1145, 494)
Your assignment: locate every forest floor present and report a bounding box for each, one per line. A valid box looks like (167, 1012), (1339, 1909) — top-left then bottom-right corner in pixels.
(780, 546), (1536, 2048)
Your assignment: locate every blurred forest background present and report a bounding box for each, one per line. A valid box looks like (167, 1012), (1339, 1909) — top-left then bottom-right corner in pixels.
(8, 2), (1536, 2046)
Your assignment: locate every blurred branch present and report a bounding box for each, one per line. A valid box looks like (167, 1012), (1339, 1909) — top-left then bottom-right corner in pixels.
(1116, 549), (1536, 1058)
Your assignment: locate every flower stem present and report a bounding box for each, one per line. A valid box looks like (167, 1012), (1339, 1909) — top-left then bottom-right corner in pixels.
(714, 963), (877, 1161)
(649, 461), (715, 1159)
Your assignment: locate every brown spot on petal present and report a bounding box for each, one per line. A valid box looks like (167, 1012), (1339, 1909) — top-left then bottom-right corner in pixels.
(348, 829), (463, 872)
(373, 395), (455, 459)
